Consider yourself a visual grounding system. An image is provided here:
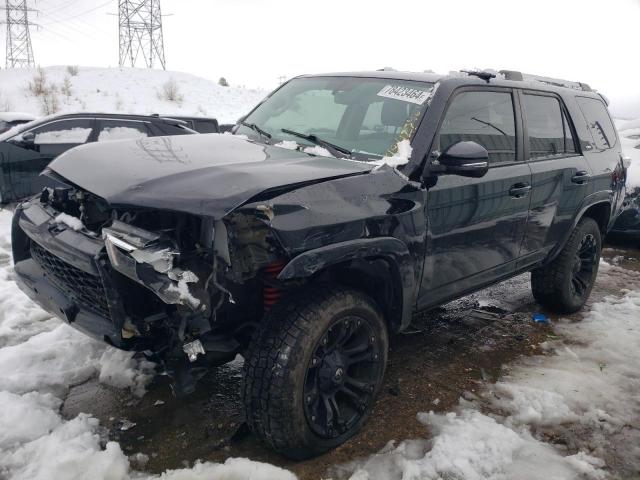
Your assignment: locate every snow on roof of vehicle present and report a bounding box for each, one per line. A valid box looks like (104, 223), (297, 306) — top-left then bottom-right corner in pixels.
(0, 112), (37, 122)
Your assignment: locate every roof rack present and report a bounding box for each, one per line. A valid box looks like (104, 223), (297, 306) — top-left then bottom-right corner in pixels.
(499, 70), (592, 92)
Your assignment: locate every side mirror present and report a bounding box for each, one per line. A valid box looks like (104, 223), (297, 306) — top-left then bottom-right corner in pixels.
(21, 131), (36, 144)
(437, 141), (489, 178)
(10, 131), (36, 148)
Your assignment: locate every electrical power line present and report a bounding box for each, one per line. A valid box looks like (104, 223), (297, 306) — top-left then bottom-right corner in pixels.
(119, 0), (166, 70)
(1, 0), (36, 68)
(43, 0), (83, 15)
(38, 4), (111, 40)
(39, 0), (112, 26)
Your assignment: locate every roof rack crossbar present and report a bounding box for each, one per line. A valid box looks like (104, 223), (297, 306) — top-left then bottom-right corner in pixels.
(499, 70), (591, 92)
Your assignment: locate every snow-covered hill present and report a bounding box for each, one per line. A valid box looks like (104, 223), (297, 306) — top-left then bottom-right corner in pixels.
(0, 66), (266, 123)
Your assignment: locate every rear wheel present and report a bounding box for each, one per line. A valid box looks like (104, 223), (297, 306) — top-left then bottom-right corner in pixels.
(531, 217), (601, 313)
(242, 286), (388, 459)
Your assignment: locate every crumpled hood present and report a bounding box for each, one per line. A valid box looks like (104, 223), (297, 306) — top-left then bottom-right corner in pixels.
(49, 134), (373, 218)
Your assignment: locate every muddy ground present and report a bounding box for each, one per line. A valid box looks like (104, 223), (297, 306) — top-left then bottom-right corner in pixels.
(62, 239), (640, 480)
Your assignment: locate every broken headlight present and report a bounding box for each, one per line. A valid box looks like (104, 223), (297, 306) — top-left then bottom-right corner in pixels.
(103, 220), (203, 310)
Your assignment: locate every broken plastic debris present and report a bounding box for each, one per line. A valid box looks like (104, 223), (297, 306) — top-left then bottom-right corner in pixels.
(153, 399), (165, 406)
(166, 273), (201, 309)
(119, 419), (137, 431)
(130, 247), (176, 274)
(183, 339), (205, 362)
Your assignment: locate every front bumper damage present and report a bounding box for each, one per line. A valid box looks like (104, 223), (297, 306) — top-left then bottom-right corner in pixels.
(12, 200), (241, 393)
(13, 201), (126, 345)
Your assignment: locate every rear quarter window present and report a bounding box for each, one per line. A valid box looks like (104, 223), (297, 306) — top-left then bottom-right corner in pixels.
(576, 97), (617, 150)
(522, 93), (576, 159)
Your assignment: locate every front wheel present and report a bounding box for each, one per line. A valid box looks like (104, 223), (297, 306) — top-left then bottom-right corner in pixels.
(531, 217), (602, 313)
(242, 286), (388, 459)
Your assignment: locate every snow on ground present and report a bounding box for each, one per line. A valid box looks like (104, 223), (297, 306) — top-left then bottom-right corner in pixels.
(0, 209), (294, 480)
(339, 261), (640, 480)
(0, 66), (266, 124)
(3, 195), (640, 480)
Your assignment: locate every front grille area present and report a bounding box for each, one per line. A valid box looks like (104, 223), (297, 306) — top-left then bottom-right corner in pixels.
(30, 242), (111, 320)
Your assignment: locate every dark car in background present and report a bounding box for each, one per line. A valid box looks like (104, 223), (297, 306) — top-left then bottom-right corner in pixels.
(610, 187), (640, 240)
(12, 69), (626, 459)
(154, 115), (220, 134)
(609, 123), (640, 241)
(0, 112), (37, 134)
(0, 112), (197, 203)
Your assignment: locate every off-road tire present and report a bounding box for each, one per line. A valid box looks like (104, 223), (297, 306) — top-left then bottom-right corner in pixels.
(242, 286), (388, 460)
(531, 217), (602, 313)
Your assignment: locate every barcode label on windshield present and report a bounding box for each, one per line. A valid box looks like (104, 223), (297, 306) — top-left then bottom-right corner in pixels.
(377, 85), (430, 105)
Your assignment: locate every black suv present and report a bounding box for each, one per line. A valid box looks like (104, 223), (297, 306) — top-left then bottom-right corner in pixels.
(11, 70), (626, 459)
(0, 112), (197, 203)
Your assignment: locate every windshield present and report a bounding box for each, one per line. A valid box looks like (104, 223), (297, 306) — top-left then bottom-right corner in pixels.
(238, 76), (434, 160)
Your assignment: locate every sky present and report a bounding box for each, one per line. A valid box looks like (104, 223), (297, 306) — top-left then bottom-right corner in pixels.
(2, 0), (640, 117)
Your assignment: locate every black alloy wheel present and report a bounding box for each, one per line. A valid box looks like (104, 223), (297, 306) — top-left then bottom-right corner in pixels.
(531, 217), (602, 313)
(570, 233), (598, 300)
(303, 315), (382, 439)
(243, 286), (388, 459)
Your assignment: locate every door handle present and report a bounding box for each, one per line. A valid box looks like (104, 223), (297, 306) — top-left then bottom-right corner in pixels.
(509, 183), (532, 198)
(571, 171), (590, 184)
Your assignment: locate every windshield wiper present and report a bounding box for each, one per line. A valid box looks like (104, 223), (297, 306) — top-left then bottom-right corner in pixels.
(240, 121), (272, 140)
(281, 128), (352, 157)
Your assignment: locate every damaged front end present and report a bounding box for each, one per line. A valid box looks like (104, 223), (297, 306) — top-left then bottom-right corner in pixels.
(12, 185), (288, 394)
(103, 220), (207, 312)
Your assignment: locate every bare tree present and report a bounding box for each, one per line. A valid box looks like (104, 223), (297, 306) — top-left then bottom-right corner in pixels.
(161, 78), (184, 104)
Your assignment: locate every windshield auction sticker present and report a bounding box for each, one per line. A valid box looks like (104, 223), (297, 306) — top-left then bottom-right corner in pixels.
(377, 85), (431, 105)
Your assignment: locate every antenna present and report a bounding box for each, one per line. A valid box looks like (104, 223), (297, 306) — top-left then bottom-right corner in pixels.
(1, 0), (36, 68)
(118, 0), (166, 69)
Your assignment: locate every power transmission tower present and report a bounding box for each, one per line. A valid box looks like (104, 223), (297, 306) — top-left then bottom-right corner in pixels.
(1, 1), (36, 68)
(119, 0), (166, 70)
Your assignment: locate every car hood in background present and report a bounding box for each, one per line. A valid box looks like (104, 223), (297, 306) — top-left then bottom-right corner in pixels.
(48, 133), (373, 218)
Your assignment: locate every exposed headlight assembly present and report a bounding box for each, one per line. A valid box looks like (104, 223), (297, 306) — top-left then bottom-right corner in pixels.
(103, 220), (201, 309)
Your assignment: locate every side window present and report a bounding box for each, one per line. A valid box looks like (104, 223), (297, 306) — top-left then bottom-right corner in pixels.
(31, 119), (93, 145)
(194, 120), (219, 133)
(523, 94), (576, 159)
(576, 97), (617, 150)
(97, 120), (150, 142)
(439, 91), (516, 164)
(155, 123), (193, 136)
